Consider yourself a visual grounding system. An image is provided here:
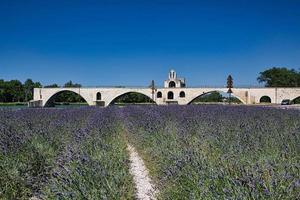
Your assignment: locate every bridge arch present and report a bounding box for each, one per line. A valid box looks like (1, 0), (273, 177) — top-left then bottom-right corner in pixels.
(187, 90), (246, 104)
(291, 96), (300, 104)
(259, 95), (272, 103)
(107, 91), (157, 106)
(44, 89), (90, 107)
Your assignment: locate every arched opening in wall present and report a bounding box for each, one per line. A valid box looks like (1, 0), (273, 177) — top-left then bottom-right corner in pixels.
(157, 91), (162, 98)
(169, 81), (176, 88)
(179, 91), (185, 98)
(168, 91), (174, 99)
(109, 92), (156, 106)
(291, 96), (300, 104)
(45, 90), (88, 107)
(188, 91), (243, 105)
(96, 92), (101, 100)
(259, 96), (271, 103)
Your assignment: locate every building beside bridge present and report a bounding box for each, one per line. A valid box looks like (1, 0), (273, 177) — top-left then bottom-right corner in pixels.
(29, 70), (300, 107)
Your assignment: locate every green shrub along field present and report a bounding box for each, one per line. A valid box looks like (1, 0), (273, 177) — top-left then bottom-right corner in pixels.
(1, 105), (299, 199)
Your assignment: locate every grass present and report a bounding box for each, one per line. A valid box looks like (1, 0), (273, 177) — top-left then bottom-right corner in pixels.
(0, 102), (27, 106)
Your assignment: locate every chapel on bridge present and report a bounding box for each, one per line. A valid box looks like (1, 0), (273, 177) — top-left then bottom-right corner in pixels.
(164, 69), (186, 88)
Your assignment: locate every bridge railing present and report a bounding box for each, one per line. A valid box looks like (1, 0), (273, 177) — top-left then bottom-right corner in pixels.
(40, 85), (265, 89)
(83, 85), (151, 88)
(185, 85), (265, 89)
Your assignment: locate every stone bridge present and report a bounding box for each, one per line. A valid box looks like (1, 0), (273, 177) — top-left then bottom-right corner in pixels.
(29, 70), (300, 107)
(30, 86), (300, 107)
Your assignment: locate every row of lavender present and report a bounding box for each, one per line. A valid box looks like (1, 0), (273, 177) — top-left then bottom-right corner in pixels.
(0, 107), (134, 199)
(122, 105), (300, 199)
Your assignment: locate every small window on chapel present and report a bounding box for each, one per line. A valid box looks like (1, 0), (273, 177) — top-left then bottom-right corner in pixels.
(169, 81), (176, 88)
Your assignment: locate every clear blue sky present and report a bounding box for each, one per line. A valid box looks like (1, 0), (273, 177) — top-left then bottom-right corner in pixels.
(1, 0), (300, 87)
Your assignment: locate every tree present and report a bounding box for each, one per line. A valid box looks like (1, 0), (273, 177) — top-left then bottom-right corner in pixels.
(194, 91), (223, 103)
(24, 79), (33, 102)
(23, 79), (42, 101)
(64, 81), (81, 88)
(44, 84), (59, 88)
(227, 75), (233, 104)
(55, 81), (83, 103)
(227, 96), (242, 104)
(227, 75), (233, 89)
(24, 79), (33, 101)
(43, 81), (84, 103)
(149, 80), (156, 100)
(257, 67), (300, 87)
(0, 79), (5, 102)
(7, 80), (24, 102)
(115, 92), (154, 104)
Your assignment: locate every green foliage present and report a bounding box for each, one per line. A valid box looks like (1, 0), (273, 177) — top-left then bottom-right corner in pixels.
(228, 96), (242, 103)
(257, 67), (300, 87)
(64, 80), (81, 88)
(260, 96), (271, 103)
(115, 92), (155, 104)
(24, 79), (42, 102)
(53, 81), (83, 103)
(44, 84), (59, 88)
(0, 79), (41, 103)
(0, 79), (85, 103)
(227, 75), (233, 90)
(292, 97), (300, 104)
(193, 91), (223, 103)
(54, 91), (85, 103)
(0, 79), (23, 102)
(192, 92), (242, 104)
(0, 102), (27, 106)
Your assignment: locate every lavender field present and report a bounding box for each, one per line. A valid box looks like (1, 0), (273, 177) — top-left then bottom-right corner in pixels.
(0, 108), (134, 199)
(1, 105), (300, 199)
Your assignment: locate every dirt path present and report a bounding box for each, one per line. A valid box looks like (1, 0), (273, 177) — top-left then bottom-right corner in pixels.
(127, 144), (156, 200)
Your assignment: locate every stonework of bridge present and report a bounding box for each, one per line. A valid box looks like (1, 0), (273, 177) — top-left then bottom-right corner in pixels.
(30, 70), (300, 107)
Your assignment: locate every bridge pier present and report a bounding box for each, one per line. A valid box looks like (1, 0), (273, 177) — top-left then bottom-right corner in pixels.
(28, 100), (43, 107)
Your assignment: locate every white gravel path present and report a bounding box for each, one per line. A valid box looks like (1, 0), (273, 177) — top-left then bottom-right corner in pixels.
(127, 144), (156, 200)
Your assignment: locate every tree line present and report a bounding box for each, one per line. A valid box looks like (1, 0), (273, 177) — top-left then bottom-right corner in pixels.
(1, 67), (300, 103)
(257, 67), (300, 87)
(0, 79), (83, 103)
(193, 91), (242, 104)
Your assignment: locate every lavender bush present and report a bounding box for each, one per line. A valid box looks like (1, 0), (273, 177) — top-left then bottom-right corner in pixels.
(0, 107), (134, 199)
(122, 105), (300, 199)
